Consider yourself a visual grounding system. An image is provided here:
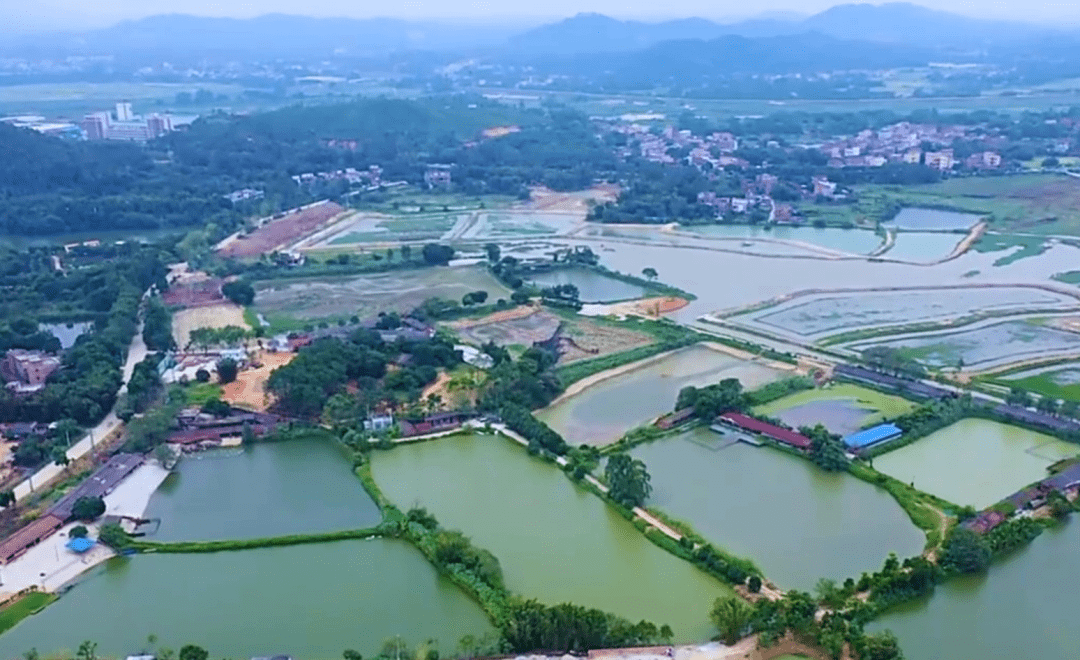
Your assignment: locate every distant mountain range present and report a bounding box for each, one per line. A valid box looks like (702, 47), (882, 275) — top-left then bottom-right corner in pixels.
(508, 3), (1057, 55)
(3, 3), (1077, 69)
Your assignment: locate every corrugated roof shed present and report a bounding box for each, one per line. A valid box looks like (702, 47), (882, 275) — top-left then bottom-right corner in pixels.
(718, 413), (812, 450)
(843, 423), (902, 449)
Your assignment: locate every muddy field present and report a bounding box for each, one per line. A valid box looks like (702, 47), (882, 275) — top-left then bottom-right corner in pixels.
(448, 307), (653, 363)
(221, 350), (295, 411)
(253, 266), (510, 324)
(218, 201), (347, 257)
(172, 304), (250, 348)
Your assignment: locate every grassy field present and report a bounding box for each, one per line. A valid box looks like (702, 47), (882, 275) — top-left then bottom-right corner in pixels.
(861, 174), (1080, 236)
(754, 383), (916, 424)
(987, 365), (1080, 402)
(0, 592), (57, 636)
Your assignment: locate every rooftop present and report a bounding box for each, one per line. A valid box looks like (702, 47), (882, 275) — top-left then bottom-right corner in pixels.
(843, 423), (903, 450)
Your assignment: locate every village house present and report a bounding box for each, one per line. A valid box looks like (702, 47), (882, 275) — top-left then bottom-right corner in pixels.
(0, 349), (61, 393)
(423, 164), (453, 188)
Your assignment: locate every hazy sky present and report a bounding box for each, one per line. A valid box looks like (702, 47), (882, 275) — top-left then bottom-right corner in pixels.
(8, 0), (1080, 32)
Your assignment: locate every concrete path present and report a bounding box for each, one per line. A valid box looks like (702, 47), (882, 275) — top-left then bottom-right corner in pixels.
(12, 321), (148, 502)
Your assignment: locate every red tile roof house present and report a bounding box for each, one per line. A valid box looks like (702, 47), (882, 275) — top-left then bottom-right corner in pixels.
(716, 413), (812, 450)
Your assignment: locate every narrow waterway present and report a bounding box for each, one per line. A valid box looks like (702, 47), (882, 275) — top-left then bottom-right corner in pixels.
(370, 433), (733, 641)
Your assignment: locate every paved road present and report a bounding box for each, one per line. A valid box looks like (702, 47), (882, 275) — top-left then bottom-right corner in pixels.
(12, 320), (148, 501)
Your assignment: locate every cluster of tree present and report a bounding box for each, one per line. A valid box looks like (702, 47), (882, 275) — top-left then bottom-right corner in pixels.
(461, 290), (490, 306)
(267, 330), (460, 418)
(892, 395), (973, 440)
(121, 353), (165, 418)
(860, 346), (927, 379)
(983, 516), (1044, 556)
(677, 378), (746, 420)
(503, 600), (670, 654)
(801, 423), (849, 471)
(498, 403), (568, 455)
(11, 418), (80, 468)
(71, 495), (106, 521)
(692, 544), (755, 587)
(939, 527), (991, 574)
(1005, 387), (1080, 419)
(422, 243), (456, 266)
(478, 344), (562, 412)
(142, 297), (175, 352)
(604, 453), (652, 508)
(0, 318), (61, 354)
(221, 280), (256, 306)
(857, 553), (939, 611)
(0, 246), (168, 425)
(539, 283), (581, 309)
(186, 325), (250, 350)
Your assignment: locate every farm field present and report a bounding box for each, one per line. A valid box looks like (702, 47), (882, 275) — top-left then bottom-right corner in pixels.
(218, 201), (347, 257)
(735, 285), (1079, 341)
(991, 362), (1080, 402)
(753, 384), (916, 437)
(852, 318), (1080, 370)
(252, 266), (510, 326)
(872, 418), (1079, 509)
(171, 303), (249, 349)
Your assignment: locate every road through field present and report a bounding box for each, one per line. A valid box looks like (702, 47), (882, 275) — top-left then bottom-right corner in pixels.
(11, 320), (148, 502)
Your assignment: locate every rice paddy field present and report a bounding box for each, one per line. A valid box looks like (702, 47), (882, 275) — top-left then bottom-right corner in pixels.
(734, 286), (1080, 342)
(991, 362), (1080, 402)
(753, 384), (916, 437)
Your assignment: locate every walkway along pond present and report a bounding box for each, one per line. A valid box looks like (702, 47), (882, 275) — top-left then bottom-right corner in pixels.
(370, 432), (735, 641)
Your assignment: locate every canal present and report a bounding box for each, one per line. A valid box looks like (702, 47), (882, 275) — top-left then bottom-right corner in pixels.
(370, 433), (732, 641)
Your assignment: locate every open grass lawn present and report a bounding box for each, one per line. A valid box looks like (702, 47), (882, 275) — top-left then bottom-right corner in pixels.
(0, 592), (57, 636)
(989, 366), (1080, 402)
(861, 174), (1080, 236)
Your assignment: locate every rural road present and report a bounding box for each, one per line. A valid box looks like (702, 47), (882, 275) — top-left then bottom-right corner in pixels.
(12, 321), (148, 502)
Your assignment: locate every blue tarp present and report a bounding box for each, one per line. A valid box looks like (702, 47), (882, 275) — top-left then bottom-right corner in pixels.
(65, 537), (96, 553)
(843, 423), (902, 450)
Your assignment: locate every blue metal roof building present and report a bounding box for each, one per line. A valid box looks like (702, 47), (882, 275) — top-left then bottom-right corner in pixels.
(65, 537), (96, 554)
(843, 423), (902, 450)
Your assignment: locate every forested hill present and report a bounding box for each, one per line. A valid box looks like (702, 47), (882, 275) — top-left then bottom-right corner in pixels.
(0, 98), (613, 236)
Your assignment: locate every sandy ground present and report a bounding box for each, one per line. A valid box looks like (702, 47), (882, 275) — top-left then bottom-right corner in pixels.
(525, 185), (619, 213)
(447, 304), (540, 330)
(582, 296), (690, 319)
(172, 303), (250, 348)
(221, 350), (295, 411)
(0, 463), (169, 598)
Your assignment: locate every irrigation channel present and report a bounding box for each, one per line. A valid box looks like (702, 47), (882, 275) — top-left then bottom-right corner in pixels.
(6, 223), (1080, 657)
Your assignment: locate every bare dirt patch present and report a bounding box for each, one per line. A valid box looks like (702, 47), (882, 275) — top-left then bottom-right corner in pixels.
(217, 201), (347, 258)
(590, 296), (690, 318)
(449, 307), (561, 347)
(172, 303), (250, 348)
(524, 184), (619, 213)
(556, 318), (654, 364)
(221, 350), (295, 411)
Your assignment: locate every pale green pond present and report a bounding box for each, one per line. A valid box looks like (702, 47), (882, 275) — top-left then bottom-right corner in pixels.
(370, 434), (733, 641)
(538, 345), (790, 446)
(631, 429), (924, 590)
(0, 540), (494, 660)
(528, 267), (647, 302)
(143, 439), (382, 542)
(870, 520), (1080, 660)
(872, 418), (1080, 508)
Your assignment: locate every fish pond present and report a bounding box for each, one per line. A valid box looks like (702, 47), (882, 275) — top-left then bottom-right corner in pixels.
(869, 520), (1080, 660)
(528, 267), (647, 303)
(886, 208), (983, 231)
(538, 344), (791, 446)
(142, 438), (382, 542)
(752, 384), (916, 437)
(737, 286), (1077, 341)
(0, 540), (494, 660)
(41, 321), (93, 349)
(370, 433), (733, 641)
(676, 224), (885, 255)
(872, 418), (1080, 508)
(631, 429), (925, 590)
(852, 319), (1080, 370)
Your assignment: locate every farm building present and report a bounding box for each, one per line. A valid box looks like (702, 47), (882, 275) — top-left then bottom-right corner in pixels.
(716, 413), (812, 450)
(843, 423), (902, 451)
(0, 514), (64, 564)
